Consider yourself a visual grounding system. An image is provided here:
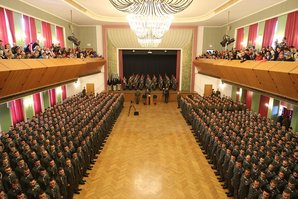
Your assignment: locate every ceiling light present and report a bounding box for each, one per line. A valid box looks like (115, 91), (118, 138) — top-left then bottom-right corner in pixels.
(109, 0), (193, 15)
(110, 0), (193, 47)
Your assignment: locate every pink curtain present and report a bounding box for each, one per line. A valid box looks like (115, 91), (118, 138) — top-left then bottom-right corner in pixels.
(236, 28), (244, 50)
(61, 85), (67, 100)
(258, 95), (270, 118)
(247, 23), (258, 47)
(285, 10), (298, 48)
(33, 93), (42, 114)
(23, 15), (31, 45)
(56, 26), (65, 48)
(42, 21), (52, 48)
(10, 99), (24, 125)
(49, 89), (56, 107)
(0, 7), (9, 44)
(262, 17), (277, 48)
(29, 17), (37, 42)
(5, 9), (16, 43)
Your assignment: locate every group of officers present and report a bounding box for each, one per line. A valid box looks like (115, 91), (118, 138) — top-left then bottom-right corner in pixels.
(180, 94), (297, 199)
(0, 93), (124, 199)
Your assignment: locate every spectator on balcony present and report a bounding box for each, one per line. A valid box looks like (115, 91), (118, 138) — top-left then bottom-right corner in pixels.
(277, 52), (286, 61)
(255, 51), (263, 60)
(32, 40), (40, 51)
(0, 40), (3, 51)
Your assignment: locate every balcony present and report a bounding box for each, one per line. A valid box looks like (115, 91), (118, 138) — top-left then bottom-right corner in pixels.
(193, 59), (298, 101)
(0, 58), (106, 101)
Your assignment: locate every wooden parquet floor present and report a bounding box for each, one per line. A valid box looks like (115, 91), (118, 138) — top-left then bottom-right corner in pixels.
(74, 102), (228, 199)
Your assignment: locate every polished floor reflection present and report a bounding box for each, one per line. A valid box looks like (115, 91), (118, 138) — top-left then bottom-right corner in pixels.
(75, 102), (227, 199)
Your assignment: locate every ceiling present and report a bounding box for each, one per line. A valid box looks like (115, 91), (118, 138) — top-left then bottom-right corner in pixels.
(19, 0), (287, 26)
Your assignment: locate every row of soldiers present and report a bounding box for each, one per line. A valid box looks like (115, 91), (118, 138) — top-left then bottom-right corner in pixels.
(0, 93), (124, 199)
(180, 94), (297, 199)
(123, 74), (177, 90)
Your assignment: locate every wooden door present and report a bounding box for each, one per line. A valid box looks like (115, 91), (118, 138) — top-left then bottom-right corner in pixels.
(204, 84), (213, 97)
(86, 83), (95, 95)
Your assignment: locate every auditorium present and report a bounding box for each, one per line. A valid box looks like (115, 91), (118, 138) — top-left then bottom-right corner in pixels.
(0, 0), (297, 198)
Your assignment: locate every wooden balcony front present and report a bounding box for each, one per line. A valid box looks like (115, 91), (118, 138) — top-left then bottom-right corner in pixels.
(193, 59), (298, 101)
(0, 58), (106, 101)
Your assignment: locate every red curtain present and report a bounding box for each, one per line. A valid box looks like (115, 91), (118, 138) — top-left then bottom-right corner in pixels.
(0, 7), (9, 44)
(42, 21), (52, 48)
(10, 99), (24, 125)
(246, 91), (253, 110)
(247, 23), (258, 47)
(49, 89), (56, 107)
(56, 26), (65, 48)
(236, 28), (244, 50)
(5, 9), (15, 43)
(61, 85), (67, 100)
(262, 17), (277, 48)
(23, 15), (31, 45)
(33, 93), (42, 114)
(285, 10), (298, 48)
(29, 17), (37, 42)
(258, 95), (270, 118)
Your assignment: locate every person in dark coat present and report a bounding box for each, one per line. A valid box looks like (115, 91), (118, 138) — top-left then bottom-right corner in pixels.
(238, 168), (252, 199)
(247, 179), (262, 199)
(232, 160), (243, 199)
(26, 179), (41, 199)
(55, 168), (67, 199)
(46, 179), (61, 199)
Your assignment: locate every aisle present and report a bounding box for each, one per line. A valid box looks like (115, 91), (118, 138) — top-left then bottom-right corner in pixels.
(75, 102), (227, 199)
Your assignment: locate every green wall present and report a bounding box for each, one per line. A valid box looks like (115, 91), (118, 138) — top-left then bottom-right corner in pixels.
(107, 37), (118, 77)
(23, 95), (34, 120)
(277, 15), (288, 39)
(181, 39), (193, 92)
(291, 106), (298, 132)
(231, 85), (237, 101)
(0, 103), (12, 131)
(256, 21), (265, 49)
(267, 97), (274, 119)
(77, 26), (97, 50)
(56, 91), (62, 104)
(42, 91), (50, 110)
(251, 92), (261, 113)
(13, 12), (24, 46)
(202, 27), (225, 53)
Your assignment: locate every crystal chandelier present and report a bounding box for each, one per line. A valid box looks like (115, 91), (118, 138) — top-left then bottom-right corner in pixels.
(110, 0), (193, 47)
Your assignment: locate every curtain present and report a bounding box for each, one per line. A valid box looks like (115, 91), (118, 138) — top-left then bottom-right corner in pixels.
(56, 26), (64, 48)
(42, 21), (52, 48)
(29, 17), (37, 42)
(61, 85), (67, 100)
(49, 89), (56, 107)
(33, 93), (42, 114)
(262, 17), (277, 48)
(285, 10), (298, 48)
(23, 15), (31, 45)
(10, 99), (24, 125)
(5, 9), (16, 43)
(247, 23), (258, 47)
(258, 95), (270, 117)
(236, 28), (244, 50)
(246, 91), (253, 110)
(0, 7), (9, 44)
